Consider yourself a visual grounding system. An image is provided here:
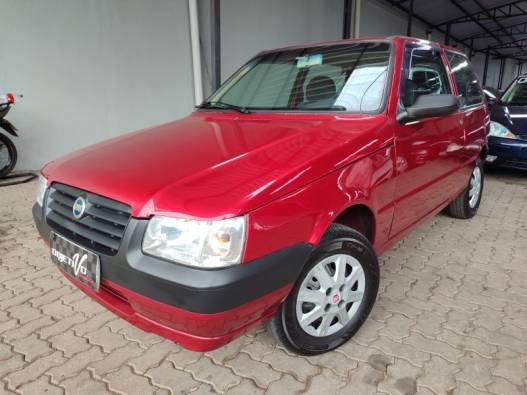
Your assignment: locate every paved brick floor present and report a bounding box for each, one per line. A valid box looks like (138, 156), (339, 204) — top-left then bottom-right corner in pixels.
(1, 170), (526, 394)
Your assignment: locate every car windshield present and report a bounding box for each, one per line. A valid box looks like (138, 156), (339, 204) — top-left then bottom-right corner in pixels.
(205, 42), (391, 113)
(501, 77), (527, 105)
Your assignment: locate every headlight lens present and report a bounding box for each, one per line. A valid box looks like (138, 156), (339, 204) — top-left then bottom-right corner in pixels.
(142, 216), (246, 268)
(489, 121), (518, 139)
(36, 175), (48, 206)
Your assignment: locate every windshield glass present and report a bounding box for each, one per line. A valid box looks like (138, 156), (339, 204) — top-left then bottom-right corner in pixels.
(501, 76), (527, 105)
(206, 42), (391, 113)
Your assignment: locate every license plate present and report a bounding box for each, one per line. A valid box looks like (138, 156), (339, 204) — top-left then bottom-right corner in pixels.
(50, 232), (100, 291)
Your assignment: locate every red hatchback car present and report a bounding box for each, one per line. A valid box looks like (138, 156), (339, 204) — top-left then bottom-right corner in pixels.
(33, 36), (488, 355)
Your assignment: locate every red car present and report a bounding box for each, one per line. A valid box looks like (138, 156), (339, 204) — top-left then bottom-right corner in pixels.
(33, 36), (488, 355)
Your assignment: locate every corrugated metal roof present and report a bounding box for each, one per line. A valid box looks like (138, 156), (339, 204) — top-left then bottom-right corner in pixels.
(382, 0), (527, 60)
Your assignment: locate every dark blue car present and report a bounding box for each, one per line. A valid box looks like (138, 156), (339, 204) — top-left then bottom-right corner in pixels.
(486, 76), (527, 170)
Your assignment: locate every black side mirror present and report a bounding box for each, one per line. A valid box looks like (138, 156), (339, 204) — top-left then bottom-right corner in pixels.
(397, 94), (460, 124)
(482, 87), (501, 107)
(486, 97), (498, 107)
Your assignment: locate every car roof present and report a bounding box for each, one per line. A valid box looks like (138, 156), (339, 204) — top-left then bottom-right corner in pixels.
(258, 36), (467, 57)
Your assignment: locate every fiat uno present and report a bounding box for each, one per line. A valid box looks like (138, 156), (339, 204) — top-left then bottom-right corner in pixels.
(33, 36), (488, 355)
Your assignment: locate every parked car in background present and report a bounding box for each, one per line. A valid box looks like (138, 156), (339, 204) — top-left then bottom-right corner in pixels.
(485, 76), (527, 170)
(33, 36), (488, 355)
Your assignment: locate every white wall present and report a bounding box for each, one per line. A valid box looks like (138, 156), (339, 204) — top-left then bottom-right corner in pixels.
(220, 0), (344, 81)
(0, 0), (195, 170)
(360, 0), (426, 39)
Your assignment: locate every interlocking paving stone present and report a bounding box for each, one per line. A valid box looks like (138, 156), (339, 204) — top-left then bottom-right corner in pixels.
(265, 374), (306, 394)
(11, 334), (53, 362)
(4, 351), (66, 390)
(17, 375), (63, 395)
(49, 330), (91, 357)
(225, 353), (281, 389)
(261, 348), (320, 382)
(84, 326), (128, 353)
(145, 360), (201, 393)
(127, 340), (177, 374)
(1, 171), (527, 394)
(59, 371), (110, 395)
(88, 343), (144, 377)
(47, 347), (105, 384)
(185, 356), (242, 393)
(104, 365), (168, 395)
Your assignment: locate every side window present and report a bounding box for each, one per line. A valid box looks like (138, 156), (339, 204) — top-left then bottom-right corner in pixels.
(446, 52), (483, 107)
(401, 44), (452, 107)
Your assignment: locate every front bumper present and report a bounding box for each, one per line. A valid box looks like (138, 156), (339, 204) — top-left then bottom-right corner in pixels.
(487, 136), (527, 170)
(33, 203), (312, 351)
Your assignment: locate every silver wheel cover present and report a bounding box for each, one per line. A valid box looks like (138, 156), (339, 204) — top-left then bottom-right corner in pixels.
(295, 253), (366, 337)
(469, 166), (482, 208)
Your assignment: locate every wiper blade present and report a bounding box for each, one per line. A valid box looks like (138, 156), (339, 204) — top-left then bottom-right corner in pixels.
(197, 101), (252, 114)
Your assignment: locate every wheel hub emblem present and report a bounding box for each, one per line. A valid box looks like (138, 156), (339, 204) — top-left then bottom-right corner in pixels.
(332, 294), (340, 304)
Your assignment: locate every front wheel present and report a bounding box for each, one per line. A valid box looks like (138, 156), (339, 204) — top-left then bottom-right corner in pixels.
(267, 224), (379, 355)
(0, 132), (17, 178)
(447, 158), (484, 219)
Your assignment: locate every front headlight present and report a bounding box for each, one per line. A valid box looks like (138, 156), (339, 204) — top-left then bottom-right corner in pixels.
(36, 175), (48, 206)
(489, 121), (518, 139)
(142, 215), (246, 268)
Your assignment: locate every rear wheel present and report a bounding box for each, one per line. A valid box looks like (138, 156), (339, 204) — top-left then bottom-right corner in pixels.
(267, 224), (379, 355)
(447, 158), (484, 219)
(0, 132), (17, 178)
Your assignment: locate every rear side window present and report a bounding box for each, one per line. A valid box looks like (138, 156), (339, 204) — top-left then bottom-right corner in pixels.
(400, 44), (452, 107)
(446, 52), (483, 107)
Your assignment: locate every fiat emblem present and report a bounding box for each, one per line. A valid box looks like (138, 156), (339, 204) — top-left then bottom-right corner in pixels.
(72, 197), (87, 220)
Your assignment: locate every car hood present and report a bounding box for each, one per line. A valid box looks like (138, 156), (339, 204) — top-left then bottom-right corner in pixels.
(491, 104), (527, 139)
(43, 112), (391, 218)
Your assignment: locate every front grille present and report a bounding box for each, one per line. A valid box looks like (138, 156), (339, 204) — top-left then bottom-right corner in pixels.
(45, 183), (132, 255)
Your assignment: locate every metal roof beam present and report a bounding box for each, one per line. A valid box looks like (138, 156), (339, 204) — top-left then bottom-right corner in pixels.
(471, 0), (526, 54)
(450, 13), (527, 24)
(435, 0), (527, 26)
(489, 37), (527, 49)
(468, 21), (527, 40)
(446, 0), (505, 51)
(381, 0), (504, 58)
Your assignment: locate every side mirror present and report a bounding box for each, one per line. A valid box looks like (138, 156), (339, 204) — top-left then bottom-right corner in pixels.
(397, 94), (460, 124)
(486, 97), (498, 107)
(483, 89), (500, 107)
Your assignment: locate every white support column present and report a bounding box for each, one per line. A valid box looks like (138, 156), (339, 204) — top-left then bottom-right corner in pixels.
(188, 0), (203, 105)
(353, 0), (361, 38)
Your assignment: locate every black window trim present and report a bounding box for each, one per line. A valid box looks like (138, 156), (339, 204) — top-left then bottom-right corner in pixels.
(445, 50), (484, 110)
(397, 41), (454, 116)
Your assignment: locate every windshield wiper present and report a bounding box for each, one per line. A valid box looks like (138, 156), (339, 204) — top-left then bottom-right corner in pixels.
(197, 101), (252, 114)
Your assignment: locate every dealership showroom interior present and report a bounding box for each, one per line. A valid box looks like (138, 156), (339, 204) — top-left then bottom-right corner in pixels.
(1, 0), (527, 394)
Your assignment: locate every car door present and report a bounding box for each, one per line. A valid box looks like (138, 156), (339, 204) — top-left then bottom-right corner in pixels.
(390, 42), (464, 237)
(445, 51), (487, 180)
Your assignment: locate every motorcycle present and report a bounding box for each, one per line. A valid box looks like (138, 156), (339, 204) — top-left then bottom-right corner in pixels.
(0, 92), (22, 178)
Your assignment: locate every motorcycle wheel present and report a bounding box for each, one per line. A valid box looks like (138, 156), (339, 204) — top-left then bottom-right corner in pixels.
(0, 132), (17, 178)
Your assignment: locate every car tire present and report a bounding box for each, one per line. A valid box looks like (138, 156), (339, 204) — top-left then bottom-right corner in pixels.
(267, 223), (379, 355)
(447, 158), (484, 219)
